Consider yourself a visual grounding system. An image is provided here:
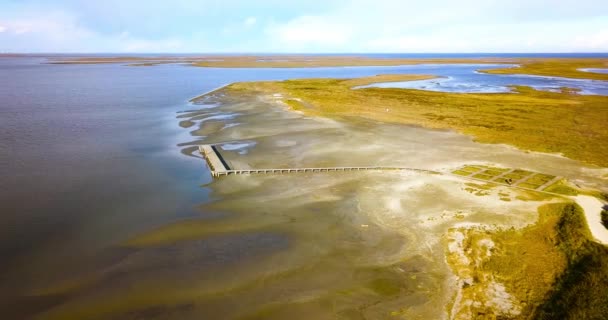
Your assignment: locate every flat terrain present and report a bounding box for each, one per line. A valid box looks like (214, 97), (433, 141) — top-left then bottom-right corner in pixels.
(482, 58), (608, 80)
(225, 75), (608, 167)
(42, 55), (608, 79)
(46, 55), (504, 67)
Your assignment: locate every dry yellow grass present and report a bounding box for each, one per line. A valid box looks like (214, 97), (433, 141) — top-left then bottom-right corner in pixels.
(448, 201), (608, 319)
(224, 75), (608, 167)
(482, 58), (608, 80)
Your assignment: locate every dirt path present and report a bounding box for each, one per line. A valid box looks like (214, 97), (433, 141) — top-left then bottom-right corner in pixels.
(573, 195), (608, 245)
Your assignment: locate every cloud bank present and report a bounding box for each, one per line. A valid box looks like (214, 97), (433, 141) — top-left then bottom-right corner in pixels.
(0, 0), (606, 52)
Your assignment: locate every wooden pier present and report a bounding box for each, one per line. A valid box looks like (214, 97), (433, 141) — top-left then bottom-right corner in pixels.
(199, 145), (435, 177)
(199, 144), (231, 173)
(198, 145), (567, 197)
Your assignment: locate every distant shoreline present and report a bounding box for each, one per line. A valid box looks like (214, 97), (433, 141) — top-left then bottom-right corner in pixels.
(10, 54), (603, 80)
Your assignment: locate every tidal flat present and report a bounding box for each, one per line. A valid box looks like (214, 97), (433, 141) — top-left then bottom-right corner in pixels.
(227, 75), (608, 167)
(3, 56), (607, 319)
(40, 87), (606, 319)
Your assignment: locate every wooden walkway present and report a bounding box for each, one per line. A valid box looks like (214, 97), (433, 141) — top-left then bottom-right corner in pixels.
(213, 167), (434, 176)
(199, 145), (435, 177)
(199, 145), (565, 196)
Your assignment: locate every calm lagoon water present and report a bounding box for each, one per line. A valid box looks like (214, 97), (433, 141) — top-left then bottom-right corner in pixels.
(1, 57), (607, 319)
(579, 67), (608, 74)
(359, 64), (608, 94)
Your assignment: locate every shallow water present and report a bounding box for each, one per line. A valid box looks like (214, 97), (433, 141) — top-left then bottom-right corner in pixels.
(1, 57), (607, 319)
(358, 64), (608, 94)
(579, 68), (608, 74)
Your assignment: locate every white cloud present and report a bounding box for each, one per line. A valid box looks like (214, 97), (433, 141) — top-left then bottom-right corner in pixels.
(0, 10), (188, 52)
(266, 16), (353, 49)
(1, 0), (607, 52)
(244, 17), (257, 27)
(573, 29), (608, 50)
(123, 38), (183, 52)
(367, 35), (467, 52)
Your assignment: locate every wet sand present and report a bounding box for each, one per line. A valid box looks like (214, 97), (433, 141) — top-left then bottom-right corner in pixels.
(33, 90), (606, 319)
(3, 57), (607, 319)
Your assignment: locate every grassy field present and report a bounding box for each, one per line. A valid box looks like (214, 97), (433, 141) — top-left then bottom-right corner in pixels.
(225, 75), (608, 167)
(482, 58), (608, 80)
(448, 202), (608, 319)
(533, 203), (608, 319)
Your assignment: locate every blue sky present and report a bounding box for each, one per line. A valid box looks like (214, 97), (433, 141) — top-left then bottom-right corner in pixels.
(0, 0), (607, 53)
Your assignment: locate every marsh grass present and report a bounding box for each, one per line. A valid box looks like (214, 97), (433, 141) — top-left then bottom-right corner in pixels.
(532, 204), (608, 319)
(483, 59), (608, 80)
(525, 174), (556, 185)
(452, 170), (471, 176)
(228, 76), (608, 167)
(451, 202), (608, 319)
(543, 180), (580, 196)
(461, 166), (483, 173)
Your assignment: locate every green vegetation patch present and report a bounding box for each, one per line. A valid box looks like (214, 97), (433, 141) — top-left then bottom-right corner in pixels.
(543, 180), (580, 196)
(472, 173), (494, 181)
(513, 169), (534, 176)
(518, 182), (543, 190)
(515, 190), (559, 202)
(461, 166), (484, 173)
(482, 169), (504, 177)
(483, 203), (572, 316)
(463, 182), (496, 196)
(452, 170), (472, 176)
(482, 58), (608, 81)
(284, 99), (306, 110)
(525, 173), (556, 186)
(465, 182), (496, 190)
(448, 202), (608, 319)
(502, 172), (532, 182)
(533, 204), (608, 319)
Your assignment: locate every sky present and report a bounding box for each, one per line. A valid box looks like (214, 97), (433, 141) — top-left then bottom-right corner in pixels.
(0, 0), (607, 53)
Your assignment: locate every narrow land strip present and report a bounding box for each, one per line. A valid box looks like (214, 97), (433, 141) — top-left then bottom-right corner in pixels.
(574, 195), (608, 245)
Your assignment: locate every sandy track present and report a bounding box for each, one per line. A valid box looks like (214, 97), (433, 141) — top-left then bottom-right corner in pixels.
(573, 195), (608, 245)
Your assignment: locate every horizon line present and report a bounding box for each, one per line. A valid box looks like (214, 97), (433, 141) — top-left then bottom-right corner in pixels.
(1, 52), (608, 55)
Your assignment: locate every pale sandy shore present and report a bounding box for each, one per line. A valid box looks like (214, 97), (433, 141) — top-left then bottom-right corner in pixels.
(573, 195), (608, 245)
